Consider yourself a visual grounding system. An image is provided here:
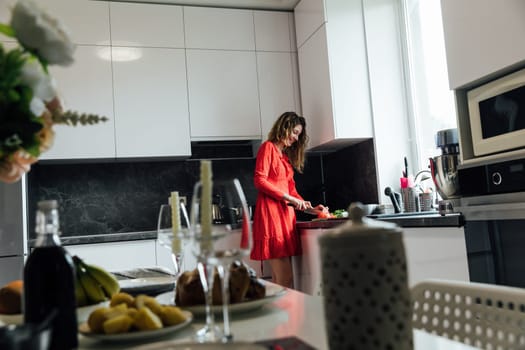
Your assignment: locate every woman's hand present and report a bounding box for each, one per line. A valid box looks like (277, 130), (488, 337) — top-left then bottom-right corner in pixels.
(315, 204), (329, 214)
(285, 195), (311, 211)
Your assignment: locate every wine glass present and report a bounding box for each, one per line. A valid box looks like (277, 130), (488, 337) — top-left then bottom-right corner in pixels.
(189, 178), (252, 343)
(157, 200), (191, 278)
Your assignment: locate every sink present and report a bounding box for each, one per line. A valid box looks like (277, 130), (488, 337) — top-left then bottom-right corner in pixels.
(367, 210), (440, 219)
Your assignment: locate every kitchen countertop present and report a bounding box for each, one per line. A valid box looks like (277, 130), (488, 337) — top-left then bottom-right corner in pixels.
(296, 211), (464, 229)
(28, 212), (464, 248)
(29, 231), (157, 248)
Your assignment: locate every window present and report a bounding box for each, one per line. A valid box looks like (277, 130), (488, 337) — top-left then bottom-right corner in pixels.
(401, 0), (457, 170)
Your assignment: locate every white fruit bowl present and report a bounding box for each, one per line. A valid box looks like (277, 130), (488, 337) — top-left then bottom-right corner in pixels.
(0, 300), (109, 325)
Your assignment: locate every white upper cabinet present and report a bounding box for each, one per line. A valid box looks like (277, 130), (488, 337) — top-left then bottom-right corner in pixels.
(288, 13), (298, 53)
(255, 11), (300, 139)
(297, 25), (334, 148)
(44, 46), (115, 160)
(184, 8), (298, 141)
(294, 0), (373, 149)
(184, 7), (255, 50)
(186, 50), (260, 140)
(110, 2), (189, 158)
(36, 0), (110, 45)
(113, 47), (190, 157)
(254, 11), (292, 52)
(110, 3), (184, 48)
(441, 0), (525, 89)
(1, 0), (300, 158)
(294, 0), (326, 48)
(257, 52), (297, 139)
(7, 0), (114, 160)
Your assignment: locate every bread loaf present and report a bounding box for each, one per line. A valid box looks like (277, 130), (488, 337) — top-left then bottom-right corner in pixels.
(175, 262), (265, 307)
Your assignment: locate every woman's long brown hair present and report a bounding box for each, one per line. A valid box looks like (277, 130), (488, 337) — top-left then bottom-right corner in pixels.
(267, 111), (308, 173)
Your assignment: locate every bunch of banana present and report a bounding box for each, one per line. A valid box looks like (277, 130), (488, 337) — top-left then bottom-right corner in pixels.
(87, 292), (187, 334)
(73, 255), (120, 306)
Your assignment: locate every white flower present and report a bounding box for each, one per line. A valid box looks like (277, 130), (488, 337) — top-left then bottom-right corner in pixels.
(20, 56), (57, 101)
(19, 55), (57, 116)
(10, 0), (76, 66)
(29, 97), (46, 117)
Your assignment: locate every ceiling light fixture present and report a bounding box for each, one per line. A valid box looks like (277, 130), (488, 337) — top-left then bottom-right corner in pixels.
(97, 47), (143, 62)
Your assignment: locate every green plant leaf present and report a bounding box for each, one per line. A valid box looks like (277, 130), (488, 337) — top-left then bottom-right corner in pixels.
(0, 24), (15, 38)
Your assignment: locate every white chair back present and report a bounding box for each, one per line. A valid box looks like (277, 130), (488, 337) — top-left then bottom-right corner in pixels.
(412, 279), (525, 349)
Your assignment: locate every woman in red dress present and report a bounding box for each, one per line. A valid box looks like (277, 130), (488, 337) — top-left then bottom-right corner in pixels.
(252, 112), (327, 288)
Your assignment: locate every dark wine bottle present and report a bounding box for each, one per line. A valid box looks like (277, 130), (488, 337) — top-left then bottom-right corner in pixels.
(24, 200), (78, 350)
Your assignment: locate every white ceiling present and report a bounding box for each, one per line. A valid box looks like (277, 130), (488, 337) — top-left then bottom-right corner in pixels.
(102, 0), (300, 11)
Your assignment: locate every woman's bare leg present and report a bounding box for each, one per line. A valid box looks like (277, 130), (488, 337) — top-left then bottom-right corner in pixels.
(269, 257), (293, 288)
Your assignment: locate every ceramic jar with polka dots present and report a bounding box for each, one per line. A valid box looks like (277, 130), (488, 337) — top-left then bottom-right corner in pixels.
(318, 203), (413, 350)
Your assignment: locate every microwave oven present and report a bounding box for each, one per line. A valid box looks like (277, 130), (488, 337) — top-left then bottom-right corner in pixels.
(467, 67), (525, 157)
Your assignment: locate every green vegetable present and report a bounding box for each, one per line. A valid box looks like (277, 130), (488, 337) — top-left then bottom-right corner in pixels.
(333, 209), (348, 218)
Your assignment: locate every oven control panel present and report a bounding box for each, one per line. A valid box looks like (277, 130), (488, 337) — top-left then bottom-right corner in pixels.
(459, 158), (525, 196)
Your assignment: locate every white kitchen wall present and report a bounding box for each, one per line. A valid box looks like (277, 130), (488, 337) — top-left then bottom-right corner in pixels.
(364, 0), (415, 203)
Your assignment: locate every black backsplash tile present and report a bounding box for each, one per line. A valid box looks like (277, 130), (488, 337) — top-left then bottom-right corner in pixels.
(323, 139), (379, 210)
(27, 140), (377, 239)
(27, 159), (257, 239)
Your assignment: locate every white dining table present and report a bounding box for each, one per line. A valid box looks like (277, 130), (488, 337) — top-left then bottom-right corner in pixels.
(78, 281), (479, 350)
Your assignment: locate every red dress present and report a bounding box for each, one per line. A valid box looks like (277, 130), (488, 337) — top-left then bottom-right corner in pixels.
(251, 141), (302, 260)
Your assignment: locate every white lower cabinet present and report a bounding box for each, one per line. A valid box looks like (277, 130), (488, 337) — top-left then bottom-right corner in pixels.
(292, 228), (325, 296)
(155, 239), (197, 275)
(64, 240), (157, 271)
(293, 226), (470, 296)
(402, 227), (470, 286)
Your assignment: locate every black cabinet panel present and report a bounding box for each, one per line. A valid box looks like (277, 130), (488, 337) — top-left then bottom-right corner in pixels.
(465, 219), (525, 288)
(464, 221), (492, 253)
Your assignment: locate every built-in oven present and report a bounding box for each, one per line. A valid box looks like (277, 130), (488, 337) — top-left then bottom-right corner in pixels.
(453, 65), (525, 288)
(459, 192), (525, 288)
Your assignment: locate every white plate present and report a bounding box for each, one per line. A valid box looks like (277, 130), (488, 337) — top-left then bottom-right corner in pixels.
(156, 280), (286, 315)
(0, 300), (109, 325)
(78, 310), (192, 342)
(0, 312), (22, 325)
(119, 276), (175, 295)
(131, 341), (267, 350)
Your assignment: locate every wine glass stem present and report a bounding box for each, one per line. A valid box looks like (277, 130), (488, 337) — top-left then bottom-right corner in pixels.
(197, 261), (216, 330)
(218, 264), (233, 341)
(171, 252), (184, 277)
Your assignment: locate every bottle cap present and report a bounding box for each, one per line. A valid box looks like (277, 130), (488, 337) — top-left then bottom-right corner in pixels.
(37, 200), (58, 211)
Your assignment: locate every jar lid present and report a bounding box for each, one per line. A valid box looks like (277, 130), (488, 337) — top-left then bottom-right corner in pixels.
(321, 202), (401, 240)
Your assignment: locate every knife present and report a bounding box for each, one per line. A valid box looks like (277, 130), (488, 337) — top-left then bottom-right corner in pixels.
(287, 203), (322, 216)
